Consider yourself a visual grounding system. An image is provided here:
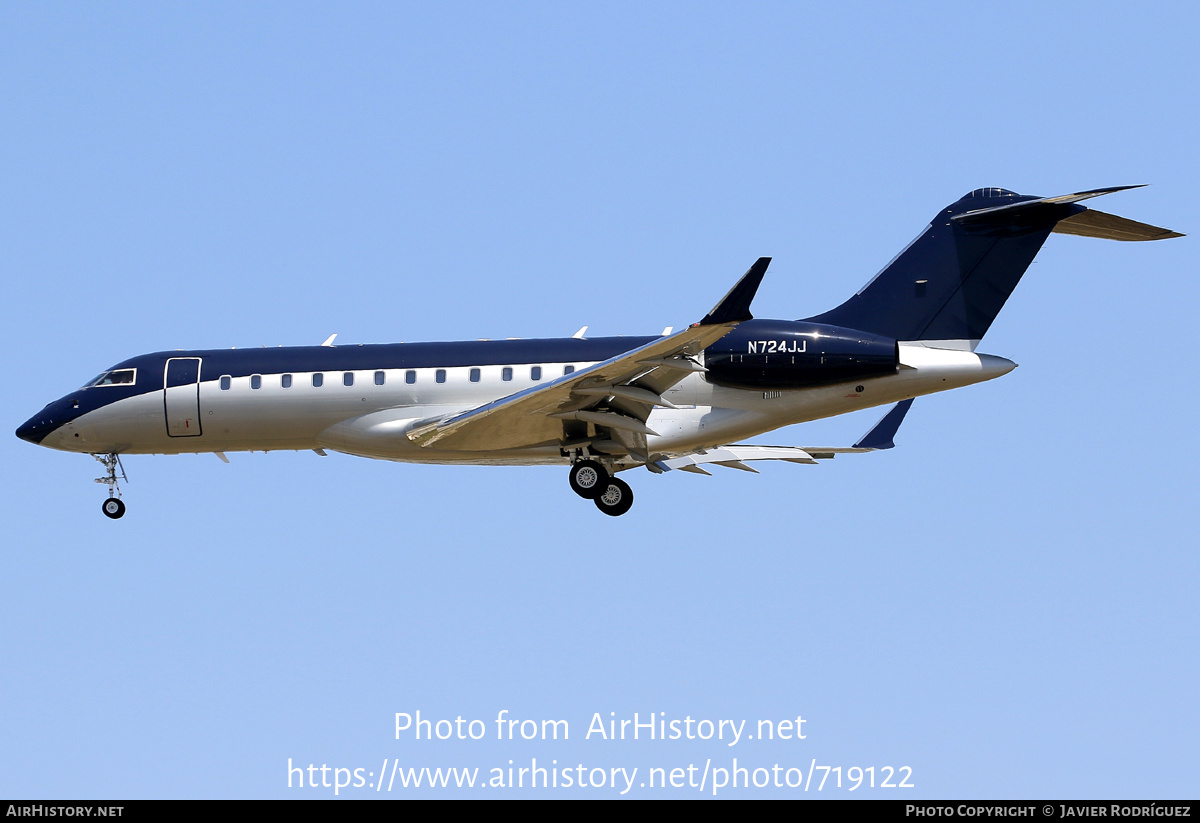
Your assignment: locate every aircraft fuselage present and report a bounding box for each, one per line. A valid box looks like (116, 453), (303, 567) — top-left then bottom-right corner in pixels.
(19, 322), (1013, 465)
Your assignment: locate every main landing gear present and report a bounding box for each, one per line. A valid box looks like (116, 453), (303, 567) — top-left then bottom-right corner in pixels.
(568, 457), (635, 517)
(93, 453), (127, 519)
(568, 459), (607, 499)
(593, 476), (633, 517)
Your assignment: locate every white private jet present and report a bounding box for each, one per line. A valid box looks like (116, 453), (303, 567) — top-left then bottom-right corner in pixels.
(17, 186), (1181, 518)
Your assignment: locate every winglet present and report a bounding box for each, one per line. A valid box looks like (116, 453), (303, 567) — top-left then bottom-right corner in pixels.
(700, 257), (771, 325)
(853, 399), (914, 450)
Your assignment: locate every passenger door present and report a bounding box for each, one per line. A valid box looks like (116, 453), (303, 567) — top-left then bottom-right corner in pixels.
(164, 357), (203, 437)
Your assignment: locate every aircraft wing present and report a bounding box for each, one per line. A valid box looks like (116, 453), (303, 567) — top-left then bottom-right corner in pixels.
(654, 399), (914, 474)
(405, 258), (771, 453)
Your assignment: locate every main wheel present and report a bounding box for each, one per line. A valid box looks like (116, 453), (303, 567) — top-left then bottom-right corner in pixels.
(593, 477), (634, 517)
(102, 498), (126, 519)
(569, 459), (609, 499)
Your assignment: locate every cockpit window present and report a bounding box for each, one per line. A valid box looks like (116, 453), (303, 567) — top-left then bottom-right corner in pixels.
(87, 369), (136, 387)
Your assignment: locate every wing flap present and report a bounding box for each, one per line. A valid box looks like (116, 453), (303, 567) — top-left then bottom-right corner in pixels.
(656, 446), (819, 472)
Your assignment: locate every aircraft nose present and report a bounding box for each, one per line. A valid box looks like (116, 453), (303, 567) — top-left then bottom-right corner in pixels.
(16, 413), (51, 445)
(16, 398), (75, 446)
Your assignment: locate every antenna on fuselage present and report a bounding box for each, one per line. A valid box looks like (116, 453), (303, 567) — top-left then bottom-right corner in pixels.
(321, 334), (338, 347)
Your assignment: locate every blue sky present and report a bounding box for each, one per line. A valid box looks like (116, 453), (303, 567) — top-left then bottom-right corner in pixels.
(2, 3), (1196, 798)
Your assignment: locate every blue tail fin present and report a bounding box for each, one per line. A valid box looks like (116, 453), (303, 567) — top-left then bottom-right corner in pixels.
(805, 186), (1181, 345)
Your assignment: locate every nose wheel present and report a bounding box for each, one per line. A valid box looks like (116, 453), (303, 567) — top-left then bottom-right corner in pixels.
(93, 453), (127, 519)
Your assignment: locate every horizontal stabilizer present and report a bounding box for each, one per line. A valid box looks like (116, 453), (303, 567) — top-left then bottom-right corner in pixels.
(953, 185), (1182, 240)
(951, 185), (1145, 226)
(1052, 209), (1184, 241)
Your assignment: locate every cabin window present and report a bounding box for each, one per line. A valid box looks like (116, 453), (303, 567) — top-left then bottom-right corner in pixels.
(470, 368), (481, 382)
(502, 367), (513, 381)
(374, 371), (385, 386)
(344, 372), (354, 387)
(405, 370), (416, 384)
(281, 374), (292, 388)
(563, 365), (575, 375)
(250, 375), (262, 390)
(531, 366), (542, 381)
(219, 375), (231, 391)
(313, 373), (324, 387)
(435, 369), (446, 384)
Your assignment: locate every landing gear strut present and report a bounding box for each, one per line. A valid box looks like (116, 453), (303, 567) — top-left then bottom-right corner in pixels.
(93, 453), (127, 519)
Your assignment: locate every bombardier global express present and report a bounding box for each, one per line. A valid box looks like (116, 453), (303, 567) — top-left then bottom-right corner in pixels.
(16, 186), (1181, 518)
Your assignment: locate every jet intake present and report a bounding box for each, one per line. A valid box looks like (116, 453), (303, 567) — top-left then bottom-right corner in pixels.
(704, 320), (897, 390)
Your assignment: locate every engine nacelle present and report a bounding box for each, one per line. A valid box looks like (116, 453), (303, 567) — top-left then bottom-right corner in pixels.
(704, 319), (897, 389)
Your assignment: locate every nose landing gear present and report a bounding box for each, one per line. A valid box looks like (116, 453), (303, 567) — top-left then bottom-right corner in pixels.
(93, 453), (127, 519)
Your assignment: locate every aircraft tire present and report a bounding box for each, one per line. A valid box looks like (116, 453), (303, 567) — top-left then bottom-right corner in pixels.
(569, 460), (609, 499)
(593, 477), (634, 517)
(102, 498), (126, 519)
